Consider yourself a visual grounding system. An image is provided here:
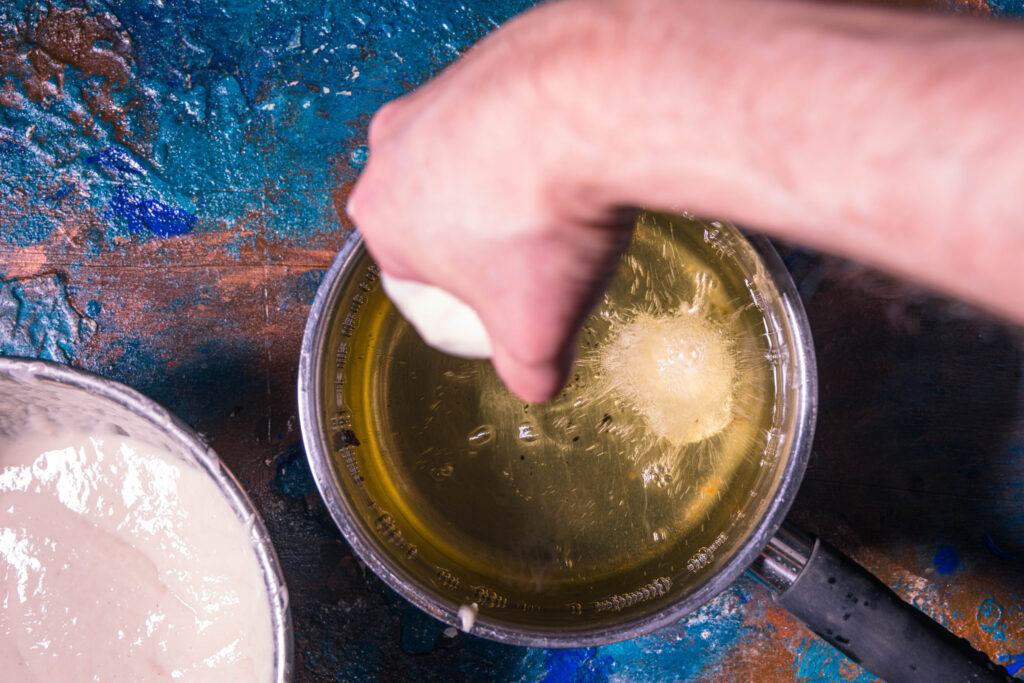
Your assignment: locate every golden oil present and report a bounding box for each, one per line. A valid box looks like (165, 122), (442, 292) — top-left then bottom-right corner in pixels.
(321, 212), (792, 630)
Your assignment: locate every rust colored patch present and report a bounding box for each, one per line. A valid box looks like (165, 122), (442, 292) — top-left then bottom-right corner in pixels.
(328, 144), (368, 235)
(0, 4), (159, 158)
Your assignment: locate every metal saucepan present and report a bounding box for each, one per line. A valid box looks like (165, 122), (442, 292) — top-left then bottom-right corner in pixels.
(298, 214), (1015, 683)
(0, 357), (294, 683)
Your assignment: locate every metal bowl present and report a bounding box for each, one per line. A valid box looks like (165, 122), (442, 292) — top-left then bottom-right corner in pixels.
(299, 214), (815, 647)
(0, 356), (294, 681)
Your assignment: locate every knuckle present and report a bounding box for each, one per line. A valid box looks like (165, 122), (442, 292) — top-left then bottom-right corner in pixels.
(346, 176), (370, 224)
(367, 99), (403, 145)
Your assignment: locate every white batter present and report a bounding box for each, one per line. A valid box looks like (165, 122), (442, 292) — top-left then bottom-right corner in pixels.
(0, 411), (274, 681)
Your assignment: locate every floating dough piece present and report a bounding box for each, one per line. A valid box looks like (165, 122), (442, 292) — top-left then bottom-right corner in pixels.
(381, 274), (492, 358)
(600, 307), (736, 445)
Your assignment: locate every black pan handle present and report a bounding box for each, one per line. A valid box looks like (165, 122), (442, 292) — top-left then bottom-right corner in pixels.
(751, 522), (1019, 683)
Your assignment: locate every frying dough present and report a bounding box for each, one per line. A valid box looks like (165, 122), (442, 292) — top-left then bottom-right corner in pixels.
(599, 307), (736, 444)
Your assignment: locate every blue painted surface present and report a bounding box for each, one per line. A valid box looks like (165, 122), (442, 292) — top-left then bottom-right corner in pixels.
(977, 598), (1009, 641)
(934, 545), (960, 575)
(2, 0), (1023, 680)
(543, 648), (614, 682)
(1004, 652), (1024, 676)
(285, 269), (326, 311)
(86, 146), (146, 177)
(588, 583), (751, 682)
(990, 0), (1024, 14)
(272, 442), (319, 501)
(108, 185), (198, 237)
(794, 638), (880, 683)
(0, 0), (531, 250)
(0, 274), (97, 362)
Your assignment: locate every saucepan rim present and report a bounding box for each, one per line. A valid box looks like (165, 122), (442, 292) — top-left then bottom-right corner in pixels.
(298, 223), (817, 647)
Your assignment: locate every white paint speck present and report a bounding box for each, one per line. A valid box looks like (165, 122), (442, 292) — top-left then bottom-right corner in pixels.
(458, 602), (478, 632)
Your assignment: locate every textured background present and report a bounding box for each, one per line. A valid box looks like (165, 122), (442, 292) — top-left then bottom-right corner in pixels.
(1, 0), (1022, 680)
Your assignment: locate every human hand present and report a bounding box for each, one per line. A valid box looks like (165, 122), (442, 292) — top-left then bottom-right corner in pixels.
(347, 1), (634, 403)
(349, 0), (1024, 405)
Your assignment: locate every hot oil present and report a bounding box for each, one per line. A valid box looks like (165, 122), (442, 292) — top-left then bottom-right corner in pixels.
(327, 213), (787, 629)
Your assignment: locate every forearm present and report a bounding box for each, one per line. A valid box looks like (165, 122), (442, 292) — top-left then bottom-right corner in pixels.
(349, 0), (1023, 399)
(548, 0), (1024, 320)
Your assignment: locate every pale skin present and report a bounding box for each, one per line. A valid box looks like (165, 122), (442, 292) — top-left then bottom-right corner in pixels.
(347, 0), (1024, 403)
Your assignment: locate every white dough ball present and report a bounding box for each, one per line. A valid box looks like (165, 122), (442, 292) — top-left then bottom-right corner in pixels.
(381, 274), (493, 359)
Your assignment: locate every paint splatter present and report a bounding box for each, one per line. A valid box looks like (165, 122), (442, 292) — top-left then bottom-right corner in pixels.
(582, 582), (751, 681)
(0, 272), (96, 362)
(794, 638), (881, 683)
(1, 0), (532, 252)
(543, 648), (614, 683)
(271, 441), (318, 501)
(933, 545), (960, 575)
(107, 185), (197, 237)
(976, 598), (1009, 641)
(1003, 652), (1024, 676)
(989, 0), (1024, 14)
(86, 145), (146, 177)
